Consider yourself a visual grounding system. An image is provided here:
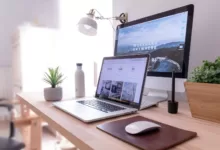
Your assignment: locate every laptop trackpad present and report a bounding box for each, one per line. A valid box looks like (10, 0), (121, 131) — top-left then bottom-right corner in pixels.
(53, 100), (107, 121)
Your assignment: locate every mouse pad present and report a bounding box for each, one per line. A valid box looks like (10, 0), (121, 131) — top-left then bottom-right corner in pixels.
(97, 116), (197, 150)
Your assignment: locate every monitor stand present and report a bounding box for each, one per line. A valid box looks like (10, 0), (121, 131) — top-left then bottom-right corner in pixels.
(140, 89), (168, 110)
(147, 89), (168, 98)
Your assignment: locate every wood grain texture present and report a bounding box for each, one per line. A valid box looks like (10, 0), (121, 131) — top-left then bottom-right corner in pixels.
(30, 117), (42, 150)
(17, 92), (220, 150)
(185, 82), (220, 124)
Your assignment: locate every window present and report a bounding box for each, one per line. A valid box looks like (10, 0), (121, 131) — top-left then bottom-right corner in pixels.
(18, 0), (113, 97)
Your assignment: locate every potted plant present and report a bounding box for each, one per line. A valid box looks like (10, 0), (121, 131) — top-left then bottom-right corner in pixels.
(185, 57), (220, 123)
(43, 67), (65, 101)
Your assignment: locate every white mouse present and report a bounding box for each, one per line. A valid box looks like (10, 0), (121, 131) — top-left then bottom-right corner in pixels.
(125, 121), (161, 135)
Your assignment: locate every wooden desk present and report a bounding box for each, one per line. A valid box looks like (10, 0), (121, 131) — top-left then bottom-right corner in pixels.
(17, 93), (220, 150)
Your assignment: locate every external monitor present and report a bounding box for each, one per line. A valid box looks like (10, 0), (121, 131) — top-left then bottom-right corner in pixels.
(114, 5), (194, 97)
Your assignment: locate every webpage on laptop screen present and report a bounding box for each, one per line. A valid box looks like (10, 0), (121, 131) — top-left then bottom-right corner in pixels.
(96, 58), (147, 105)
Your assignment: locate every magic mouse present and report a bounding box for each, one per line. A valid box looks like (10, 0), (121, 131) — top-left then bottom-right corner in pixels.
(125, 121), (161, 135)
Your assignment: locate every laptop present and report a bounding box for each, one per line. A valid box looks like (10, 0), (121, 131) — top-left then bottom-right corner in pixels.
(53, 55), (150, 122)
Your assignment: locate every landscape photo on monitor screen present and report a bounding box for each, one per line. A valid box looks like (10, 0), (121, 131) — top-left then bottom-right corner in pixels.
(116, 12), (188, 73)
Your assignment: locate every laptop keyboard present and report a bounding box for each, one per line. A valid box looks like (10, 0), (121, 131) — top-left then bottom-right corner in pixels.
(77, 100), (125, 113)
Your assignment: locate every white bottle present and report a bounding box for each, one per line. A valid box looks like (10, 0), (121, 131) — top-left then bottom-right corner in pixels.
(75, 63), (85, 98)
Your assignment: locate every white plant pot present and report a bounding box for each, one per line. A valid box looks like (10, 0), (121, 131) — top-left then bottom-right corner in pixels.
(44, 87), (63, 101)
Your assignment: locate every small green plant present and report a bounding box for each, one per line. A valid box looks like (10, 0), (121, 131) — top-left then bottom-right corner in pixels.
(43, 67), (65, 88)
(190, 57), (220, 83)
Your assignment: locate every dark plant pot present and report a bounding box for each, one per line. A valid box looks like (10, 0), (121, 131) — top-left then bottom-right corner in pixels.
(44, 87), (63, 101)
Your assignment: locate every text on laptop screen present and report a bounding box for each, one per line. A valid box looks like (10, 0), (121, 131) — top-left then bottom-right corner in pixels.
(96, 57), (148, 105)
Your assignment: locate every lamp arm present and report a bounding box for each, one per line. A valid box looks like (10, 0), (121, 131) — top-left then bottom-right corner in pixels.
(95, 16), (117, 20)
(95, 16), (127, 21)
(93, 9), (116, 31)
(92, 9), (105, 19)
(93, 9), (128, 24)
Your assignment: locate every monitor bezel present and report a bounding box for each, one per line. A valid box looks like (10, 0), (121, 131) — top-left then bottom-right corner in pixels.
(95, 54), (150, 109)
(114, 4), (194, 78)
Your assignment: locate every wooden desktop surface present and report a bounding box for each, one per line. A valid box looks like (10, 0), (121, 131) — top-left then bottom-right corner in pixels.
(17, 93), (220, 150)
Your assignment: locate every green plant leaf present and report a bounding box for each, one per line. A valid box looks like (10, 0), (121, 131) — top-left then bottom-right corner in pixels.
(189, 57), (220, 84)
(43, 66), (66, 88)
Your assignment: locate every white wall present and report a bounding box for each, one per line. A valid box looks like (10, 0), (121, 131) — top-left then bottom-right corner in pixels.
(113, 0), (220, 76)
(0, 0), (59, 67)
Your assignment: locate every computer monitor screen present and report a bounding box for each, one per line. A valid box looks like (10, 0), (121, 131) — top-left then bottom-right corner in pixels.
(96, 56), (149, 108)
(114, 5), (194, 78)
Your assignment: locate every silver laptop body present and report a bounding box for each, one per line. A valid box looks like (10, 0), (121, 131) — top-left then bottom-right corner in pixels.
(53, 55), (150, 122)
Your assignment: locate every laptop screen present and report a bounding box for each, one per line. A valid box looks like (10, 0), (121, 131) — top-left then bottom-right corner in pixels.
(96, 56), (149, 108)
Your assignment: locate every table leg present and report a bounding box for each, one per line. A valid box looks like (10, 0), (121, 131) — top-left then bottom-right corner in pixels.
(19, 103), (42, 150)
(20, 103), (30, 118)
(21, 126), (31, 150)
(19, 103), (31, 150)
(30, 117), (42, 150)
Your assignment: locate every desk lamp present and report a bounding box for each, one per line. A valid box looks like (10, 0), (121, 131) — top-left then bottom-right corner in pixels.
(77, 9), (128, 36)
